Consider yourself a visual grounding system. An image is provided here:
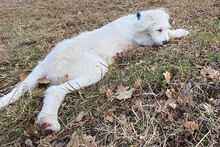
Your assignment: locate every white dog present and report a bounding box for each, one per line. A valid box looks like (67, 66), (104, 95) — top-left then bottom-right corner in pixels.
(0, 8), (189, 134)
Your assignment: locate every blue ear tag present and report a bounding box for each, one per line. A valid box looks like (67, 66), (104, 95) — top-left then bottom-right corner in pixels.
(137, 12), (141, 20)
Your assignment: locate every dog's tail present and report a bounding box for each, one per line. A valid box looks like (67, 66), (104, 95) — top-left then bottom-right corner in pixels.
(0, 64), (46, 108)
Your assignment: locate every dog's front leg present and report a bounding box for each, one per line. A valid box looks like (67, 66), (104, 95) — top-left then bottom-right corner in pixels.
(168, 29), (189, 39)
(36, 63), (108, 135)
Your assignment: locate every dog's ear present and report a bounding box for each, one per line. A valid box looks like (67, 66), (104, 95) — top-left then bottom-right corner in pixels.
(158, 7), (170, 20)
(136, 12), (154, 32)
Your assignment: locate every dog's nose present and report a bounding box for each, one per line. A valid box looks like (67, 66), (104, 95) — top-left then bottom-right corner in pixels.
(162, 40), (168, 45)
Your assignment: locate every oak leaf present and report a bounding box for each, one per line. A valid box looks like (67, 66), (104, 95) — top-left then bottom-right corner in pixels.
(115, 85), (135, 100)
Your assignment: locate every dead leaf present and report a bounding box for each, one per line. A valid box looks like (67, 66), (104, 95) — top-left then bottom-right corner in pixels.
(67, 132), (96, 147)
(99, 88), (106, 93)
(32, 88), (45, 95)
(67, 132), (79, 147)
(18, 72), (28, 82)
(59, 74), (68, 84)
(163, 71), (171, 84)
(106, 89), (113, 101)
(88, 118), (98, 125)
(40, 135), (57, 146)
(185, 121), (199, 132)
(37, 78), (50, 84)
(75, 111), (85, 122)
(107, 106), (116, 115)
(82, 134), (96, 147)
(200, 66), (220, 80)
(116, 85), (135, 100)
(134, 79), (142, 88)
(169, 102), (177, 109)
(26, 125), (39, 137)
(106, 115), (113, 122)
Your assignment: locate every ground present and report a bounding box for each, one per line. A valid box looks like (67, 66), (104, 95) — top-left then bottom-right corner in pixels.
(0, 0), (219, 146)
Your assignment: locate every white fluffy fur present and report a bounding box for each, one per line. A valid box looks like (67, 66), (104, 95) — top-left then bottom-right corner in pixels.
(0, 8), (189, 133)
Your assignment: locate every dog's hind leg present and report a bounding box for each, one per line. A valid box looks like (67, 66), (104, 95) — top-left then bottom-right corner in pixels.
(36, 61), (108, 134)
(0, 64), (45, 108)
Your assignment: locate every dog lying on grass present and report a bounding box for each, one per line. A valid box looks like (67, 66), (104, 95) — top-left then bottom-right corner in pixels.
(0, 8), (189, 134)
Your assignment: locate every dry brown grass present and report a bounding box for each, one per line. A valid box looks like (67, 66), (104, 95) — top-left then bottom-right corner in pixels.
(0, 0), (219, 146)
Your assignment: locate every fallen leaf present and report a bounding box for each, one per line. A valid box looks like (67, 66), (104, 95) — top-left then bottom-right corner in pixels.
(185, 121), (199, 132)
(67, 132), (80, 147)
(89, 118), (98, 125)
(59, 74), (68, 84)
(26, 125), (39, 137)
(169, 102), (177, 109)
(163, 71), (171, 84)
(99, 88), (106, 93)
(106, 89), (113, 101)
(115, 85), (135, 100)
(67, 132), (96, 147)
(134, 79), (142, 88)
(40, 135), (57, 146)
(32, 88), (45, 95)
(37, 78), (50, 84)
(18, 72), (28, 82)
(106, 115), (113, 122)
(75, 111), (85, 122)
(200, 66), (220, 80)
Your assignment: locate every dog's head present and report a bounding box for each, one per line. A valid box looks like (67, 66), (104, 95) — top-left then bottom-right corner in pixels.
(134, 8), (171, 46)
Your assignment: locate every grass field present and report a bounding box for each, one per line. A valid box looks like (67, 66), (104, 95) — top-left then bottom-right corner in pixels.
(0, 0), (219, 146)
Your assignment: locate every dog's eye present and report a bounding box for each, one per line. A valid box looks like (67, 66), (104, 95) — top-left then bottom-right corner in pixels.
(157, 29), (162, 32)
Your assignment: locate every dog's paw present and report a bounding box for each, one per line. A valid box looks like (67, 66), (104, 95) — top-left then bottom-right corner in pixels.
(36, 115), (60, 135)
(174, 29), (189, 38)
